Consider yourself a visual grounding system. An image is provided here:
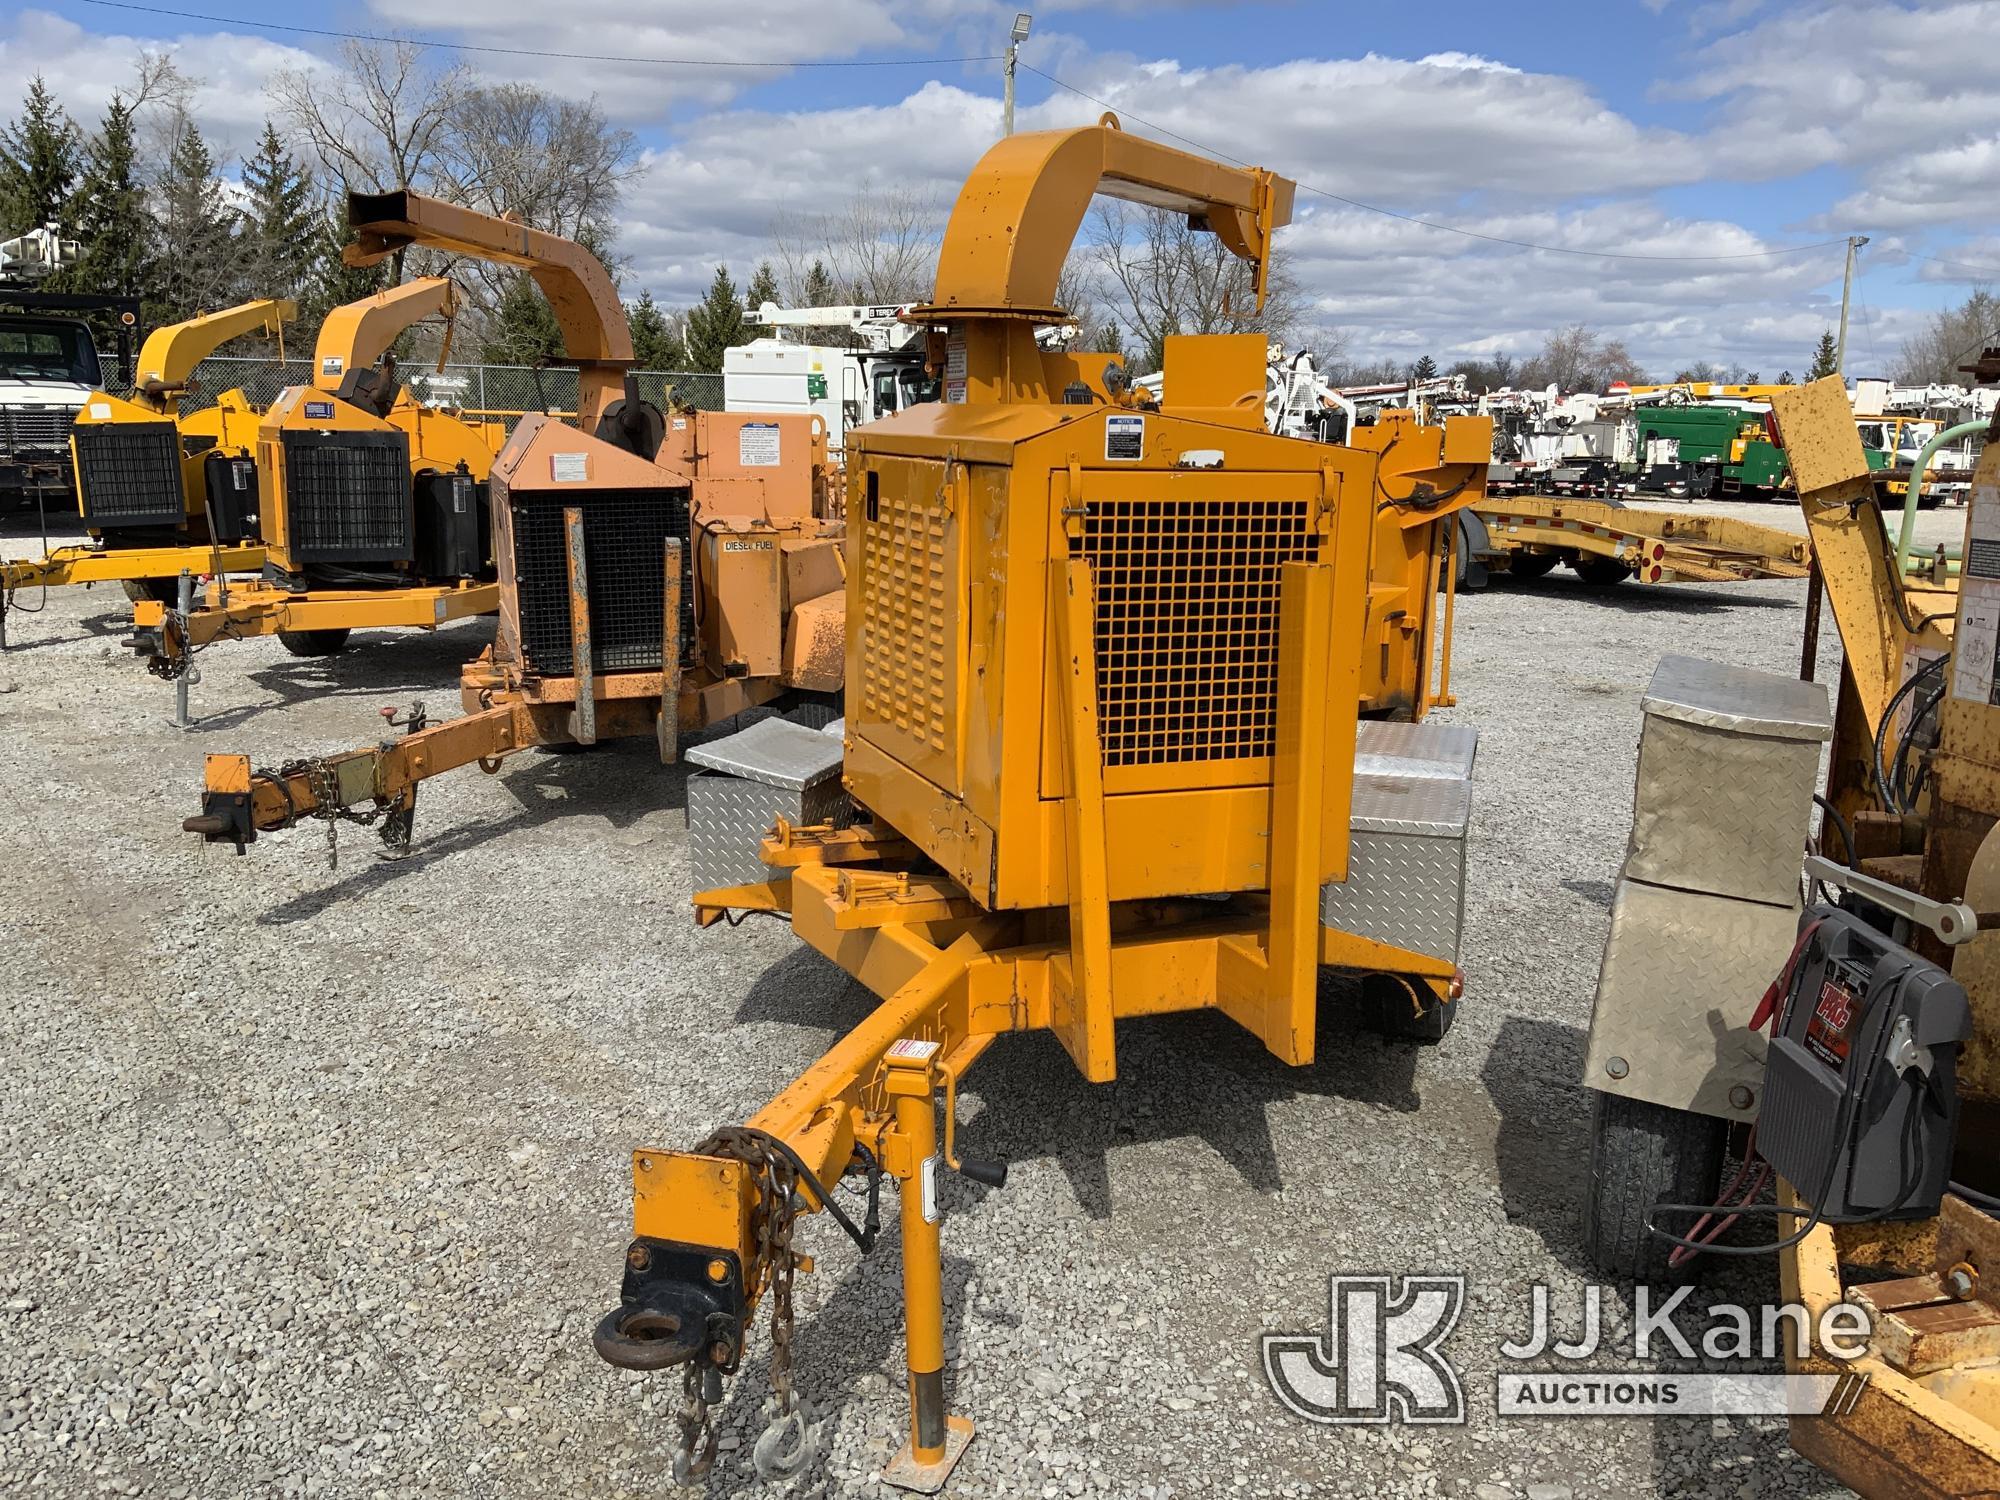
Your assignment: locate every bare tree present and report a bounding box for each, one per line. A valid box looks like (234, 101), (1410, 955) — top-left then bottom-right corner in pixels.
(427, 83), (638, 321)
(431, 85), (636, 242)
(1089, 200), (1303, 376)
(1897, 288), (2000, 387)
(771, 182), (942, 307)
(270, 41), (470, 281)
(1516, 323), (1646, 393)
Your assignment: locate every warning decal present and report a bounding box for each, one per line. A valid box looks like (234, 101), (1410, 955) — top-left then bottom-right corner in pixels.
(738, 421), (781, 468)
(1105, 414), (1145, 461)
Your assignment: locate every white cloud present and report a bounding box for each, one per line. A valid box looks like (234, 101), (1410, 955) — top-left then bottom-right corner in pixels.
(0, 9), (319, 159)
(0, 1), (1971, 380)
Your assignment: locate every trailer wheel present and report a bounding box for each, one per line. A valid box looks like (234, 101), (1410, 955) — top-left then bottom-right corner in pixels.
(1508, 551), (1560, 580)
(1572, 556), (1632, 586)
(277, 628), (352, 657)
(1357, 973), (1456, 1043)
(1582, 1091), (1728, 1284)
(120, 579), (181, 605)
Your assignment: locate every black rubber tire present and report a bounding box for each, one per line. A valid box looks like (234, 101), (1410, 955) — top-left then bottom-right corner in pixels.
(277, 627), (351, 657)
(1358, 973), (1456, 1043)
(1572, 555), (1633, 586)
(121, 578), (182, 605)
(1509, 551), (1560, 580)
(1582, 1091), (1729, 1285)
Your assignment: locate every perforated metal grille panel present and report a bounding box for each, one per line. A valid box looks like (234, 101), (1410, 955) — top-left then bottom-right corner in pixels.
(1077, 497), (1318, 768)
(1, 408), (74, 451)
(74, 422), (185, 528)
(511, 487), (693, 676)
(280, 429), (412, 564)
(858, 477), (949, 753)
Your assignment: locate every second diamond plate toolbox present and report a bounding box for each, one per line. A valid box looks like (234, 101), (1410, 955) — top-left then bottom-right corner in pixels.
(1626, 654), (1831, 907)
(1320, 721), (1476, 963)
(685, 718), (850, 892)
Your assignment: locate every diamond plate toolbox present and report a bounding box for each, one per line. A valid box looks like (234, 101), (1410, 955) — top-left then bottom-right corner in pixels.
(1585, 876), (1798, 1120)
(1320, 721), (1477, 962)
(685, 718), (850, 892)
(1626, 654), (1831, 907)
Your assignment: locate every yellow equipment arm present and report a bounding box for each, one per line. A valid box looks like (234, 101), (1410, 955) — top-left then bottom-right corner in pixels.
(343, 189), (633, 431)
(312, 277), (457, 393)
(133, 297), (296, 403)
(911, 116), (1295, 320)
(1770, 376), (1956, 743)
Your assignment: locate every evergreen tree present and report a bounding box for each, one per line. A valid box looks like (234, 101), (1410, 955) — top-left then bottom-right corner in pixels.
(1807, 329), (1840, 381)
(1778, 370), (1795, 385)
(801, 259), (836, 309)
(628, 290), (685, 370)
(240, 122), (316, 309)
(70, 94), (150, 329)
(482, 272), (565, 365)
(150, 117), (242, 324)
(683, 264), (747, 373)
(1091, 321), (1127, 362)
(295, 215), (384, 359)
(1408, 353), (1439, 382)
(745, 260), (779, 314)
(0, 76), (80, 233)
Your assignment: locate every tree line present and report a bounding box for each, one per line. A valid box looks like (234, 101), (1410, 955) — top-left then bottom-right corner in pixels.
(5, 51), (1992, 393)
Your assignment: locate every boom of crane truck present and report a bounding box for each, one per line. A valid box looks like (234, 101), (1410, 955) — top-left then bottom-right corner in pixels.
(724, 301), (938, 454)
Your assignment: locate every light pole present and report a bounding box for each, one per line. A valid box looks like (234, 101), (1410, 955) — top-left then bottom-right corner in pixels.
(1003, 13), (1032, 136)
(1835, 234), (1869, 376)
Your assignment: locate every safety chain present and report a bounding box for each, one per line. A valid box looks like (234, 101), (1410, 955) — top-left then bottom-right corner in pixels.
(145, 608), (192, 681)
(672, 1125), (812, 1485)
(268, 757), (391, 873)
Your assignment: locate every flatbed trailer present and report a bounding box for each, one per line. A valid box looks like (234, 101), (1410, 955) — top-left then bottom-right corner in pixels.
(1468, 494), (1811, 584)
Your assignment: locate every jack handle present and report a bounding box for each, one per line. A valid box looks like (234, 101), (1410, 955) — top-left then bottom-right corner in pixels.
(938, 1060), (1008, 1189)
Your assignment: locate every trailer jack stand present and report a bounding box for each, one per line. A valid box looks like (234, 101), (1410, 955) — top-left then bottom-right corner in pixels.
(881, 1048), (975, 1493)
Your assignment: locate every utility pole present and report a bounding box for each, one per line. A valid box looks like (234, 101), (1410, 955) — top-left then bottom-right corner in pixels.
(1835, 234), (1869, 376)
(1004, 13), (1032, 136)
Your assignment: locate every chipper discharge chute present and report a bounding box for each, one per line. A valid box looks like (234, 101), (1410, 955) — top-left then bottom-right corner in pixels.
(128, 274), (508, 688)
(586, 117), (1495, 1491)
(0, 298), (293, 647)
(181, 190), (845, 859)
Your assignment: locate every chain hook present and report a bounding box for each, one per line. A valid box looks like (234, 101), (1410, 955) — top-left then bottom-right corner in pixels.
(752, 1403), (813, 1481)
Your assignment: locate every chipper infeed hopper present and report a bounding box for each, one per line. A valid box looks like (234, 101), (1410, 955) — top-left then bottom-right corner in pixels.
(590, 117), (1495, 1490)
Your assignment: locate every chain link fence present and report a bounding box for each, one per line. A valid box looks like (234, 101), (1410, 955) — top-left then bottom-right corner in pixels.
(120, 355), (725, 425)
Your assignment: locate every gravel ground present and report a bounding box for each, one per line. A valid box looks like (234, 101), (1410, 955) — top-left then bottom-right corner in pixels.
(2, 497), (1964, 1499)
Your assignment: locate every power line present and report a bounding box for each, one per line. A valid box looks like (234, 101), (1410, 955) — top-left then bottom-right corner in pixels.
(1911, 250), (2000, 279)
(68, 0), (1004, 67)
(1022, 62), (1852, 266)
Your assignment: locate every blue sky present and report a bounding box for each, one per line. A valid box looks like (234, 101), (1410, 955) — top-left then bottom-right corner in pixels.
(3, 0), (1997, 379)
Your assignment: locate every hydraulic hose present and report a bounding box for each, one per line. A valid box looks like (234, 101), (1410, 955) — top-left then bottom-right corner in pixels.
(1893, 419), (1988, 576)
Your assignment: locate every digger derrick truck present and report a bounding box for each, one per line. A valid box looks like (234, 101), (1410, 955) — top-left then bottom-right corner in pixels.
(0, 297), (291, 647)
(587, 118), (1493, 1491)
(182, 190), (844, 857)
